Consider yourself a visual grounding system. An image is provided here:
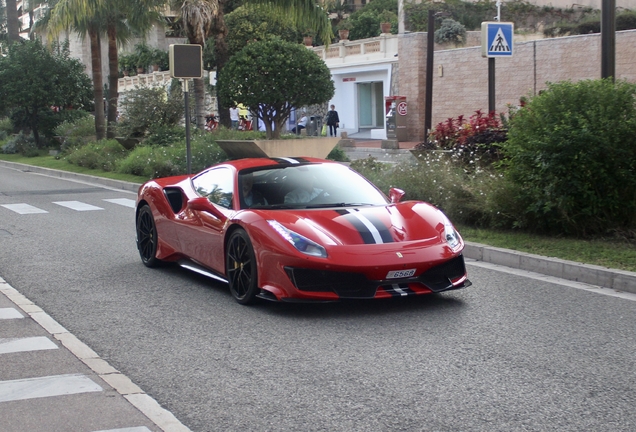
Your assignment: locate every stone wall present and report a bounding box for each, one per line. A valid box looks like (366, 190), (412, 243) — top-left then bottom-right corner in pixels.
(397, 33), (428, 142)
(430, 29), (636, 130)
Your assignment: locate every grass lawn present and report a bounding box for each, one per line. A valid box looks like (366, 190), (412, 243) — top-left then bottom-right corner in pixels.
(1, 152), (634, 273)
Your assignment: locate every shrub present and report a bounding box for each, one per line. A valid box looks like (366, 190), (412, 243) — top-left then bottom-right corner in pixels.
(65, 139), (128, 171)
(53, 114), (95, 152)
(327, 145), (350, 162)
(2, 132), (38, 156)
(434, 19), (466, 45)
(0, 117), (13, 135)
(501, 79), (636, 235)
(351, 155), (505, 227)
(420, 110), (506, 169)
(117, 85), (184, 139)
(116, 133), (228, 179)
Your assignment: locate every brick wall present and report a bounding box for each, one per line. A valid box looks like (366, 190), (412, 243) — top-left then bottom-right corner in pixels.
(429, 30), (636, 130)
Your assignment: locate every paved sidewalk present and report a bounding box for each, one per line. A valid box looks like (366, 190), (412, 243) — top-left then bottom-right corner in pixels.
(0, 278), (190, 432)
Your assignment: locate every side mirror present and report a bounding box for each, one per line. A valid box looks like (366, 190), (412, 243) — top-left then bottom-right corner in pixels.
(389, 187), (405, 203)
(187, 197), (227, 221)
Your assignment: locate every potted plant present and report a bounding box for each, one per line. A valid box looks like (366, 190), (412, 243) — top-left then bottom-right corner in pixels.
(336, 20), (352, 41)
(302, 29), (314, 46)
(151, 48), (169, 71)
(133, 43), (153, 74)
(379, 10), (397, 34)
(119, 54), (135, 76)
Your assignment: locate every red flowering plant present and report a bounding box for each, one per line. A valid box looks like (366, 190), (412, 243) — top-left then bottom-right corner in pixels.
(418, 110), (507, 169)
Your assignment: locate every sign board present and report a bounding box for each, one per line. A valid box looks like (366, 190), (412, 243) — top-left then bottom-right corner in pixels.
(481, 22), (514, 58)
(169, 44), (202, 79)
(397, 101), (407, 116)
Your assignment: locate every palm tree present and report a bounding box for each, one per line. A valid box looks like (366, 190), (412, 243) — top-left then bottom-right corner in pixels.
(174, 0), (332, 129)
(46, 0), (107, 139)
(5, 0), (22, 42)
(44, 0), (163, 139)
(103, 1), (163, 138)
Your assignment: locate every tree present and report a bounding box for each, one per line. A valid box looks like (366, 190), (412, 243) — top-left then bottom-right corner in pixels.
(46, 0), (107, 140)
(217, 38), (334, 139)
(0, 39), (93, 144)
(225, 5), (302, 58)
(44, 0), (163, 139)
(173, 0), (332, 130)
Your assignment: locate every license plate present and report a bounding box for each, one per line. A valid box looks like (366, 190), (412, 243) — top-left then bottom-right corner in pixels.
(386, 269), (416, 279)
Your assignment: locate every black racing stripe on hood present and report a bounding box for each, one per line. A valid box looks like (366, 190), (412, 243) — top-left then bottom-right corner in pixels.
(335, 209), (377, 244)
(355, 210), (394, 243)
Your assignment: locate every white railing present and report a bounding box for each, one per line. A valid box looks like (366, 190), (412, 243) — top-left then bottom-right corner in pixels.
(311, 34), (399, 66)
(118, 70), (173, 92)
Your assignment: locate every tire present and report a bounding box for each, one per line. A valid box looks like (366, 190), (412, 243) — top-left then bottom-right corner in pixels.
(226, 229), (259, 305)
(136, 205), (162, 268)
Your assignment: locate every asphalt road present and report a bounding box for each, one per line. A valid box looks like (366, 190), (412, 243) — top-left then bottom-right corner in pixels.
(1, 164), (636, 431)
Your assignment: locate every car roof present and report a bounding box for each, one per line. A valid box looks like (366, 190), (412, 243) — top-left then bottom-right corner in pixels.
(218, 157), (335, 172)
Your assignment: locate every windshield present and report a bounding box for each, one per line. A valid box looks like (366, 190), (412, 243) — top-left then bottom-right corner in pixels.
(238, 163), (388, 209)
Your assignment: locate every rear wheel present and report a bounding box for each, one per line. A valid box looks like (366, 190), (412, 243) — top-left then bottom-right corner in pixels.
(226, 229), (259, 305)
(136, 205), (161, 267)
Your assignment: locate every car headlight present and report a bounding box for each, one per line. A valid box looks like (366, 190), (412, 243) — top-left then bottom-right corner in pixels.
(437, 210), (461, 250)
(267, 220), (327, 258)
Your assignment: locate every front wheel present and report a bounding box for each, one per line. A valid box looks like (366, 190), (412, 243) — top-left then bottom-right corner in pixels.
(136, 205), (162, 268)
(226, 229), (259, 305)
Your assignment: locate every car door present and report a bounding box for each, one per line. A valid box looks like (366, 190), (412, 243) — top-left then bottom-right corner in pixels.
(179, 167), (235, 272)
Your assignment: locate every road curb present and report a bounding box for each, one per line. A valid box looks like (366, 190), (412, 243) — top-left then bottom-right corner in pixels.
(0, 160), (142, 192)
(2, 159), (634, 295)
(464, 242), (636, 295)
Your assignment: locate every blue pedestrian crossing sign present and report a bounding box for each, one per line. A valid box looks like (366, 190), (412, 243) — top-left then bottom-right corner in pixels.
(481, 22), (514, 58)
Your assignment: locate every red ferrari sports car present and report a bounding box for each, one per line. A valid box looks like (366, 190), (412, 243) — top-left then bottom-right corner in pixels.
(135, 157), (470, 304)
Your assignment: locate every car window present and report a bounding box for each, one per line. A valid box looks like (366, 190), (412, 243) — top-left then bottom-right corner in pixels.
(240, 163), (388, 208)
(192, 167), (234, 209)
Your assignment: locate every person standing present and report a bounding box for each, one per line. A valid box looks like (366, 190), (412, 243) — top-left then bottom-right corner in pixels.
(326, 104), (340, 137)
(229, 105), (240, 130)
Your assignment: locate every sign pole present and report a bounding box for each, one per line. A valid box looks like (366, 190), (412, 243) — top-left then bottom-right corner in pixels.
(169, 44), (202, 176)
(183, 79), (192, 175)
(488, 58), (495, 113)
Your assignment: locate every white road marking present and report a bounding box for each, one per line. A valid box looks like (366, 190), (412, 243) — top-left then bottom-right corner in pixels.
(466, 260), (636, 302)
(103, 198), (136, 208)
(0, 373), (102, 402)
(1, 203), (48, 214)
(0, 308), (24, 319)
(92, 427), (152, 432)
(53, 201), (103, 211)
(0, 336), (58, 354)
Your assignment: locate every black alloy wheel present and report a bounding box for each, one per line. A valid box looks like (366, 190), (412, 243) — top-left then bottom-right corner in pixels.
(136, 205), (161, 268)
(226, 229), (259, 305)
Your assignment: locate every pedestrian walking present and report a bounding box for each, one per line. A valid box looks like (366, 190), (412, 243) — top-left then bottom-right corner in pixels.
(229, 105), (240, 130)
(326, 104), (340, 137)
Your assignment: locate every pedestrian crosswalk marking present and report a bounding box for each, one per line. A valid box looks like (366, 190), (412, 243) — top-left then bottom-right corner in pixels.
(0, 308), (24, 319)
(53, 201), (104, 211)
(0, 373), (102, 402)
(489, 27), (511, 52)
(0, 336), (58, 354)
(104, 198), (136, 208)
(1, 203), (48, 214)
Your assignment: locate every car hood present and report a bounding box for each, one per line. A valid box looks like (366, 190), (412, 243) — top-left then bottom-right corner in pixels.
(254, 201), (453, 247)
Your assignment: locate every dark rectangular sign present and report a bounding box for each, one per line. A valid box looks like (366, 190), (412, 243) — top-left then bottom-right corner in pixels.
(169, 44), (203, 79)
